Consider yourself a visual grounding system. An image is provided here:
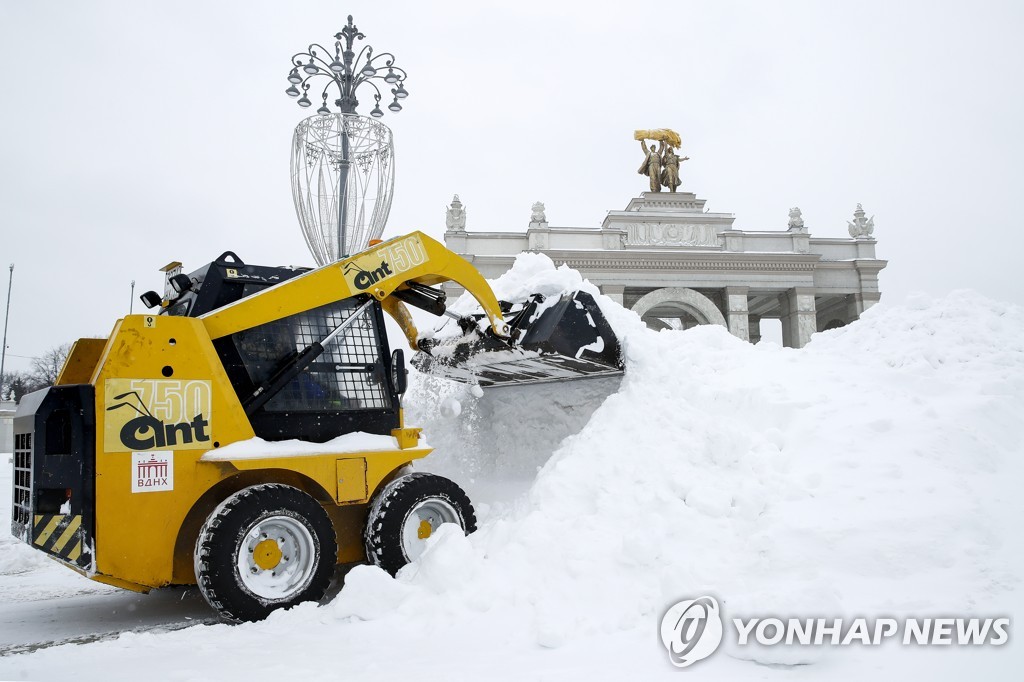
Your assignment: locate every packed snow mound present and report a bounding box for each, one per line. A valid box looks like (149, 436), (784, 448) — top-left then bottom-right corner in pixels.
(336, 274), (1024, 663)
(808, 289), (1024, 370)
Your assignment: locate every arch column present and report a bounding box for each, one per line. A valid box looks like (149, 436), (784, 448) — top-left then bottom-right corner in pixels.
(600, 284), (625, 306)
(724, 286), (750, 342)
(748, 315), (762, 344)
(779, 287), (817, 348)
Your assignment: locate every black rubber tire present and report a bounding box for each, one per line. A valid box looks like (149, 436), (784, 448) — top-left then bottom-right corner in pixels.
(364, 472), (477, 576)
(194, 484), (337, 622)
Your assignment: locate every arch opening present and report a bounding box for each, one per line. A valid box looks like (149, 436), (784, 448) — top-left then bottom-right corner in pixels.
(631, 288), (727, 331)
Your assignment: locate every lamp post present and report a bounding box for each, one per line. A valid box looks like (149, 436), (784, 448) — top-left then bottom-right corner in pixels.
(285, 16), (409, 261)
(1, 264), (13, 400)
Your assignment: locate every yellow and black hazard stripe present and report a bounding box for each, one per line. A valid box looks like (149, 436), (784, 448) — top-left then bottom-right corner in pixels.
(33, 514), (84, 564)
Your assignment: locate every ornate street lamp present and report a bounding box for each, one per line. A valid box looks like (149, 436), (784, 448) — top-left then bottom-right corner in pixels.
(285, 16), (408, 263)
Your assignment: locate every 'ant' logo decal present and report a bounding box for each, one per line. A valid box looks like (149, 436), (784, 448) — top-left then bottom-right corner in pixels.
(343, 260), (393, 291)
(340, 235), (428, 293)
(103, 380), (212, 453)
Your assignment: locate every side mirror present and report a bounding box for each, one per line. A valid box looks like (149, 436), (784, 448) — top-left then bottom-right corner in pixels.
(390, 349), (408, 395)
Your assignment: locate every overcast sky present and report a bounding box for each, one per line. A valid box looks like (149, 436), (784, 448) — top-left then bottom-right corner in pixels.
(1, 0), (1022, 374)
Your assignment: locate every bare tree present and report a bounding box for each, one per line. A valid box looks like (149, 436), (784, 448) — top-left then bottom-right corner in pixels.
(29, 343), (72, 389)
(1, 370), (44, 402)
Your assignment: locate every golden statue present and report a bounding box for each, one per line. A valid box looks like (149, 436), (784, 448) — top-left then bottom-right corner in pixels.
(660, 146), (687, 193)
(634, 129), (689, 193)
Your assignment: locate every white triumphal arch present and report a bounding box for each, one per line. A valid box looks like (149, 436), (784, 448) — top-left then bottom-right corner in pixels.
(441, 191), (885, 348)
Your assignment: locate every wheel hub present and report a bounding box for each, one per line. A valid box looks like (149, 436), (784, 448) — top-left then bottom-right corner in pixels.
(417, 519), (433, 540)
(401, 498), (460, 562)
(236, 515), (316, 601)
(253, 538), (283, 570)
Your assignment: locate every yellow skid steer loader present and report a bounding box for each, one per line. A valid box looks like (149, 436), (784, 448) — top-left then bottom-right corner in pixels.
(11, 232), (621, 621)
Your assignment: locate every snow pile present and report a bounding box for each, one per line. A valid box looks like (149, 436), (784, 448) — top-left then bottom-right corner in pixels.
(343, 274), (1024, 662)
(0, 459), (52, 578)
(0, 531), (51, 577)
(3, 256), (1022, 678)
(344, 269), (1023, 665)
(808, 289), (1024, 371)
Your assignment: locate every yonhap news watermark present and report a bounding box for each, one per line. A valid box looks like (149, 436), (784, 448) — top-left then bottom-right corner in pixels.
(660, 596), (1011, 668)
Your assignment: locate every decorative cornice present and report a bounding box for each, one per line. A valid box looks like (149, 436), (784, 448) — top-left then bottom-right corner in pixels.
(811, 237), (877, 245)
(470, 253), (820, 273)
(568, 259), (817, 272)
(446, 230), (526, 240)
(853, 259), (888, 271)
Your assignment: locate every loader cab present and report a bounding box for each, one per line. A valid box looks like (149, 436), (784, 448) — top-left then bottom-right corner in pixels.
(213, 295), (403, 443)
(149, 252), (402, 443)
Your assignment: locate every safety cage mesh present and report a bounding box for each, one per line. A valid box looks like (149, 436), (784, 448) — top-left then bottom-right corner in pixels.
(233, 297), (391, 412)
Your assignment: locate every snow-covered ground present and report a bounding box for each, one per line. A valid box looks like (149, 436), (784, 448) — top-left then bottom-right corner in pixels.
(1, 256), (1022, 680)
(0, 466), (220, 657)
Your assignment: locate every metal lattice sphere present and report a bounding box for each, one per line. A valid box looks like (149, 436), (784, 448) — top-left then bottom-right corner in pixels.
(290, 114), (395, 265)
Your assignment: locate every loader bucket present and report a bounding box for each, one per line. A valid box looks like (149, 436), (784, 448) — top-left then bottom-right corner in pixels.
(412, 291), (623, 387)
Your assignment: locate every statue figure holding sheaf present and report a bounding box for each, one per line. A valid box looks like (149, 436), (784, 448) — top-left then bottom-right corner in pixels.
(637, 140), (663, 192)
(634, 128), (689, 193)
